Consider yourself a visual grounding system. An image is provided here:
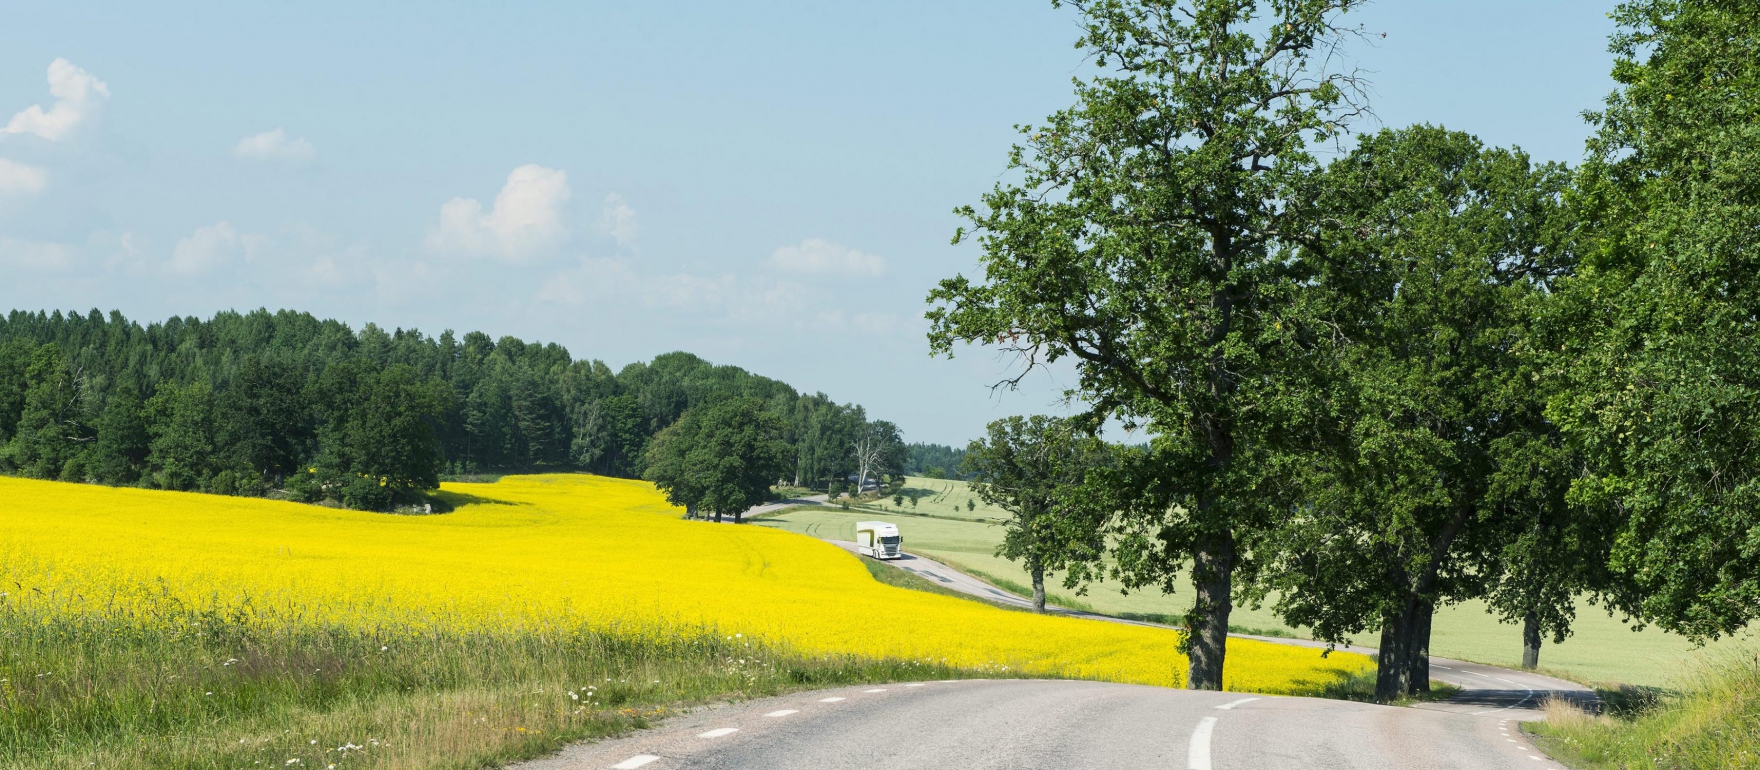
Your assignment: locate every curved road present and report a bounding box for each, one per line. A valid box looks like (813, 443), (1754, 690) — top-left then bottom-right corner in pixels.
(520, 679), (1565, 769)
(526, 528), (1593, 768)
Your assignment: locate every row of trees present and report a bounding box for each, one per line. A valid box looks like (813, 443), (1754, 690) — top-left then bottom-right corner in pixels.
(0, 309), (904, 509)
(936, 0), (1760, 701)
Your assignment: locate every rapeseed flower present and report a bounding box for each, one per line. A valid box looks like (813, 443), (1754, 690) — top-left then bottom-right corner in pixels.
(0, 474), (1368, 693)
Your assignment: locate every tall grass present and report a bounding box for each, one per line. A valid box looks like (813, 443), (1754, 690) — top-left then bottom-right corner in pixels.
(1531, 649), (1760, 768)
(0, 598), (989, 769)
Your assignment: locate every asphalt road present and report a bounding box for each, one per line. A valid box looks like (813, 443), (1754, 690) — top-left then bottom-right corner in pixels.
(519, 679), (1567, 770)
(846, 544), (1595, 720)
(538, 519), (1595, 768)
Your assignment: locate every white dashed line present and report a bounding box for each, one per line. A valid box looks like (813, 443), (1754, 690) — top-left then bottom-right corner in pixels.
(697, 727), (739, 739)
(763, 709), (799, 718)
(1215, 697), (1260, 710)
(1529, 756), (1542, 761)
(1187, 716), (1216, 770)
(905, 683), (925, 687)
(1432, 664), (1454, 670)
(819, 697), (846, 703)
(612, 755), (660, 769)
(863, 688), (887, 693)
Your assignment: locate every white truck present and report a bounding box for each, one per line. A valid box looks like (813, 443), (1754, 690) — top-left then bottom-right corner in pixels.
(854, 521), (903, 560)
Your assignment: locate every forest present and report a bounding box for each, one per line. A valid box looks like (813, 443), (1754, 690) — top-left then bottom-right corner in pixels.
(0, 308), (903, 510)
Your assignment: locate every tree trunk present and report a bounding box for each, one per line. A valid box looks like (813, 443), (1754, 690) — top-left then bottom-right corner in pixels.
(1375, 602), (1414, 703)
(713, 509), (723, 523)
(1186, 529), (1235, 690)
(734, 509), (743, 524)
(1030, 561), (1047, 613)
(685, 503), (697, 521)
(1522, 610), (1542, 670)
(1407, 599), (1433, 696)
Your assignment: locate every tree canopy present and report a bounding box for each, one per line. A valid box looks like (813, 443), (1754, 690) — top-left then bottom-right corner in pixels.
(642, 397), (793, 523)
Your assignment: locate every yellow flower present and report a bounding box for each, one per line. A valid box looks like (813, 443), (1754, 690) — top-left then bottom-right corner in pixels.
(0, 474), (1369, 694)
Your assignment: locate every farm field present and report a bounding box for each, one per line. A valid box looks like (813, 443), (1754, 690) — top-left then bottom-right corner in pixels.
(765, 477), (1757, 689)
(0, 474), (1370, 767)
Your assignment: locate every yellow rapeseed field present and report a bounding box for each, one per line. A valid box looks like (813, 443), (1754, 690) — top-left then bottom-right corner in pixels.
(0, 473), (1369, 694)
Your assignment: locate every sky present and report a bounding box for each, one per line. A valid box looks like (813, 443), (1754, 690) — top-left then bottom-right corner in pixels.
(0, 1), (1619, 446)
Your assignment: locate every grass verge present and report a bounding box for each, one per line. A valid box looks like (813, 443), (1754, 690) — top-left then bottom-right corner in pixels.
(1529, 651), (1759, 768)
(0, 601), (1003, 769)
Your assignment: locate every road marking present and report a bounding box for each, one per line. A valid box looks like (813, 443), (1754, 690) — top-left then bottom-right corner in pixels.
(1215, 697), (1259, 710)
(905, 683), (925, 687)
(864, 688), (887, 693)
(1187, 716), (1217, 770)
(612, 756), (660, 769)
(1529, 756), (1542, 761)
(698, 728), (739, 739)
(1433, 664), (1454, 670)
(1492, 676), (1517, 684)
(764, 709), (798, 718)
(819, 697), (846, 702)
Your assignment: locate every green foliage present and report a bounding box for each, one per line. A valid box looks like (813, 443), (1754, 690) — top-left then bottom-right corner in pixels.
(643, 397), (793, 521)
(1551, 0), (1760, 640)
(929, 0), (1370, 689)
(1532, 651), (1760, 769)
(0, 309), (904, 511)
(1261, 126), (1579, 700)
(965, 415), (1110, 611)
(904, 442), (966, 479)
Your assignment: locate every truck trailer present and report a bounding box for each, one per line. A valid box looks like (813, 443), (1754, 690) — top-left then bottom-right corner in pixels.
(854, 521), (903, 560)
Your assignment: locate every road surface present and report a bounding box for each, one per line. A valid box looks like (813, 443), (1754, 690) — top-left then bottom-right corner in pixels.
(522, 525), (1594, 768)
(850, 544), (1594, 718)
(519, 678), (1567, 770)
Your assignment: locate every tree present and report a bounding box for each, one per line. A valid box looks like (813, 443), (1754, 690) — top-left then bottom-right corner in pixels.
(1550, 0), (1760, 641)
(6, 344), (95, 480)
(643, 397), (791, 523)
(964, 416), (1109, 612)
(304, 362), (451, 510)
(90, 385), (150, 484)
(146, 381), (218, 491)
(1263, 126), (1575, 701)
(927, 0), (1368, 689)
(852, 420), (905, 495)
(215, 357), (313, 486)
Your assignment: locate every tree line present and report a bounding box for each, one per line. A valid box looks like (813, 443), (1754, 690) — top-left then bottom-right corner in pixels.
(0, 308), (903, 510)
(939, 0), (1759, 702)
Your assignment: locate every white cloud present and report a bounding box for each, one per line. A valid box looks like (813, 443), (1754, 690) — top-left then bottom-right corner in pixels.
(0, 158), (47, 194)
(767, 238), (885, 276)
(171, 222), (241, 273)
(596, 193), (637, 247)
(426, 164), (571, 261)
(233, 128), (316, 162)
(0, 237), (77, 271)
(3, 58), (110, 141)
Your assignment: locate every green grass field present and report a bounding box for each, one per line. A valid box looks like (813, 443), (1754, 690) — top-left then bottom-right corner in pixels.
(760, 476), (1758, 689)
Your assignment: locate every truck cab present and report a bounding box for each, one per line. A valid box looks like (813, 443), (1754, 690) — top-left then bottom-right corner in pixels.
(855, 521), (902, 560)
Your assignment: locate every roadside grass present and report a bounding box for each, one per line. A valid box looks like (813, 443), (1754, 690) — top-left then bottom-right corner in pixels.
(0, 600), (992, 769)
(1529, 651), (1760, 769)
(855, 558), (1030, 613)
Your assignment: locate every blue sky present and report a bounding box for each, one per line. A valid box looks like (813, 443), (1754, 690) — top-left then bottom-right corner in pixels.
(0, 1), (1617, 446)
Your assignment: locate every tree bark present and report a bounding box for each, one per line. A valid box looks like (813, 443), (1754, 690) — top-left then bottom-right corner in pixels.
(713, 509), (723, 523)
(1375, 601), (1415, 702)
(686, 503), (697, 521)
(1407, 599), (1433, 696)
(1186, 529), (1235, 690)
(1522, 610), (1542, 670)
(1030, 561), (1047, 613)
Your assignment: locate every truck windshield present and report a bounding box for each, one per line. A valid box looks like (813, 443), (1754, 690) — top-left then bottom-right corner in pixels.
(880, 536), (901, 545)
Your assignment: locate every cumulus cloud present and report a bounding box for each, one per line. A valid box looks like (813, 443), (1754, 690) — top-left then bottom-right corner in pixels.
(0, 158), (47, 194)
(0, 237), (77, 271)
(3, 58), (110, 141)
(426, 164), (571, 261)
(596, 193), (637, 248)
(233, 128), (316, 162)
(767, 238), (885, 276)
(171, 222), (242, 273)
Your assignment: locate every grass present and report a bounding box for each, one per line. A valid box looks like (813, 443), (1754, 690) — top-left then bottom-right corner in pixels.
(0, 598), (982, 769)
(1530, 650), (1760, 769)
(753, 491), (1753, 688)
